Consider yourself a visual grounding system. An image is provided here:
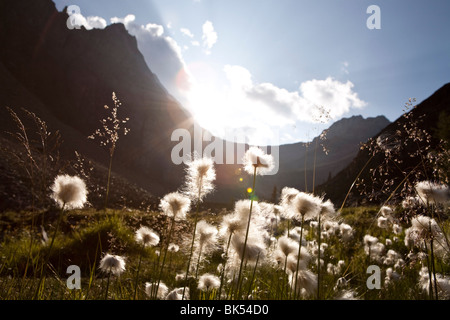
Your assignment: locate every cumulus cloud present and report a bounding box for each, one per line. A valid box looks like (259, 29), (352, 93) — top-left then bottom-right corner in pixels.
(202, 20), (218, 54)
(186, 64), (367, 145)
(110, 15), (194, 96)
(66, 13), (107, 30)
(223, 65), (366, 123)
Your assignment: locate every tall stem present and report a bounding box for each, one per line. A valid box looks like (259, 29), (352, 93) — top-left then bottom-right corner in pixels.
(304, 144), (308, 192)
(155, 216), (175, 299)
(423, 241), (434, 300)
(104, 153), (114, 210)
(428, 221), (438, 301)
(195, 245), (203, 279)
(105, 267), (112, 300)
(293, 214), (305, 299)
(182, 199), (201, 300)
(246, 252), (260, 299)
(312, 138), (319, 194)
(317, 214), (321, 299)
(34, 204), (65, 299)
(235, 166), (257, 299)
(133, 244), (144, 300)
(218, 232), (233, 300)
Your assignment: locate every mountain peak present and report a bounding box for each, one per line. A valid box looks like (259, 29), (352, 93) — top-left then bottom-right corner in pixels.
(323, 115), (390, 141)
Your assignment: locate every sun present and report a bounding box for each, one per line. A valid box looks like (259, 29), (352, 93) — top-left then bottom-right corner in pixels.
(186, 82), (228, 135)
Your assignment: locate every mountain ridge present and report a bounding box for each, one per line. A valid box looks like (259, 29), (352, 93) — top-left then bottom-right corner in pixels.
(4, 0), (443, 212)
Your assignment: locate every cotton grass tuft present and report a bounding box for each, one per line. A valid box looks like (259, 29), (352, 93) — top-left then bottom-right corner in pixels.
(50, 174), (88, 209)
(99, 253), (126, 276)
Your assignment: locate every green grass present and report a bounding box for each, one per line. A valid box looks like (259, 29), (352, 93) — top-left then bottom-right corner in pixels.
(0, 206), (448, 300)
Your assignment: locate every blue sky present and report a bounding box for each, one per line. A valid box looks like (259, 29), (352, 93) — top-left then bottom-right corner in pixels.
(54, 0), (450, 146)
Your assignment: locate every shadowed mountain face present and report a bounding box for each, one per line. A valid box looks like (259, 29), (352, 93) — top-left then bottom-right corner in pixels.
(0, 0), (396, 211)
(0, 0), (193, 200)
(316, 83), (450, 207)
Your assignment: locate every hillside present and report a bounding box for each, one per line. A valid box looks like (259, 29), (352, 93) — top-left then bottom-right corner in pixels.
(317, 82), (450, 207)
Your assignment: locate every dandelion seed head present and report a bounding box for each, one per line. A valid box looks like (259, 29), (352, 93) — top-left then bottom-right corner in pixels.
(50, 174), (88, 210)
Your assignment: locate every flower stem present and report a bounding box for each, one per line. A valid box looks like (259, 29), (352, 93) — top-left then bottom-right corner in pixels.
(182, 200), (201, 300)
(293, 214), (305, 299)
(195, 245), (203, 279)
(155, 216), (175, 299)
(133, 244), (144, 300)
(34, 203), (65, 299)
(235, 165), (257, 299)
(105, 267), (112, 300)
(218, 232), (233, 300)
(104, 154), (113, 210)
(246, 251), (260, 299)
(317, 214), (321, 300)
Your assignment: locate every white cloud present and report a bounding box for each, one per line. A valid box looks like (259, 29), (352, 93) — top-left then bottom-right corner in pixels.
(299, 77), (367, 119)
(341, 61), (349, 74)
(110, 15), (194, 96)
(186, 65), (367, 145)
(201, 20), (218, 54)
(86, 16), (107, 29)
(67, 13), (107, 30)
(180, 28), (194, 38)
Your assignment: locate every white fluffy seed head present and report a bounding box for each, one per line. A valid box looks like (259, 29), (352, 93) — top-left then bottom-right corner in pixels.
(242, 146), (275, 176)
(289, 269), (317, 297)
(277, 236), (298, 257)
(135, 226), (160, 247)
(50, 174), (88, 210)
(196, 220), (218, 248)
(292, 192), (321, 220)
(159, 192), (191, 221)
(184, 156), (216, 202)
(219, 212), (247, 239)
(166, 287), (189, 300)
(280, 187), (300, 219)
(415, 181), (449, 205)
(145, 282), (168, 299)
(198, 273), (221, 291)
(99, 253), (126, 276)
